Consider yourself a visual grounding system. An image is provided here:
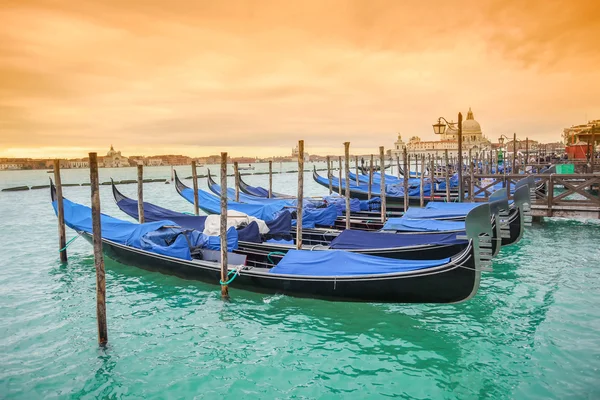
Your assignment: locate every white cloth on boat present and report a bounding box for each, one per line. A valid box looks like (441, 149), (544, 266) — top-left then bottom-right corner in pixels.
(203, 210), (270, 236)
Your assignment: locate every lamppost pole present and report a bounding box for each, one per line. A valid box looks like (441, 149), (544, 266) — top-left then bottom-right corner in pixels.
(512, 132), (517, 174)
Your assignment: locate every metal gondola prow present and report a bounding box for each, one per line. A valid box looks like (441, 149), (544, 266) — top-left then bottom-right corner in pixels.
(488, 188), (509, 256)
(513, 185), (532, 232)
(461, 203), (493, 271)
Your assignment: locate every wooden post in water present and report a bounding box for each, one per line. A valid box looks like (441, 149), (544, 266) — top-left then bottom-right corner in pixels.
(354, 155), (359, 185)
(468, 149), (474, 201)
(191, 161), (199, 216)
(268, 160), (273, 198)
(403, 147), (409, 212)
(219, 152), (229, 299)
(396, 155), (401, 179)
(368, 158), (373, 200)
(512, 132), (517, 174)
(89, 152), (108, 346)
(525, 138), (529, 172)
(233, 162), (240, 202)
(420, 155), (425, 207)
(444, 149), (450, 202)
(379, 146), (387, 222)
(430, 159), (435, 201)
(137, 164), (145, 224)
(53, 160), (67, 263)
(326, 156), (332, 195)
(170, 165), (174, 182)
(296, 141), (304, 249)
(345, 143), (351, 230)
(338, 156), (343, 196)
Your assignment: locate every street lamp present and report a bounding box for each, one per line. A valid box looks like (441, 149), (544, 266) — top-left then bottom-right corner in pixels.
(432, 113), (464, 202)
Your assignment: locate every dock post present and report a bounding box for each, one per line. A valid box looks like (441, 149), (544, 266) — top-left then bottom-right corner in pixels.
(170, 165), (174, 182)
(137, 164), (145, 224)
(525, 138), (529, 172)
(396, 155), (401, 179)
(89, 152), (108, 346)
(345, 143), (351, 229)
(469, 149), (475, 201)
(326, 156), (332, 195)
(512, 132), (517, 174)
(296, 141), (304, 249)
(380, 146), (387, 222)
(420, 155), (425, 207)
(354, 155), (359, 185)
(219, 152), (229, 299)
(53, 159), (67, 263)
(268, 160), (273, 198)
(233, 161), (240, 202)
(338, 156), (342, 196)
(191, 161), (199, 216)
(368, 157), (373, 200)
(430, 159), (435, 201)
(444, 149), (450, 202)
(403, 147), (409, 212)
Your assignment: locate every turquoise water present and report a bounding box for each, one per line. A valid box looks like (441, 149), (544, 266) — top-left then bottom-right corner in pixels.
(1, 165), (600, 399)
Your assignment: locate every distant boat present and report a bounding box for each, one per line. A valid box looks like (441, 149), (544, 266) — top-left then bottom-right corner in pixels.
(238, 164), (255, 171)
(46, 170), (54, 173)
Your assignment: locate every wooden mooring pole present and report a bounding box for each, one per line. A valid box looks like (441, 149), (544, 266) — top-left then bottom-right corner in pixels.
(137, 164), (145, 223)
(326, 156), (332, 195)
(444, 149), (450, 202)
(354, 155), (359, 185)
(337, 156), (343, 196)
(368, 158), (373, 200)
(297, 141), (304, 249)
(89, 152), (108, 346)
(233, 161), (240, 202)
(220, 152), (229, 299)
(396, 155), (401, 179)
(403, 147), (409, 212)
(53, 159), (67, 263)
(379, 146), (386, 222)
(420, 155), (425, 207)
(191, 161), (199, 216)
(268, 160), (273, 198)
(170, 165), (174, 182)
(430, 159), (435, 201)
(345, 143), (351, 229)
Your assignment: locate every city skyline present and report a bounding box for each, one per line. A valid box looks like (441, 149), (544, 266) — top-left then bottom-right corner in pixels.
(1, 0), (599, 158)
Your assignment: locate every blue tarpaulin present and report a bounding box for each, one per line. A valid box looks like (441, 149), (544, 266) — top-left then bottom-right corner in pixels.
(52, 197), (238, 260)
(269, 250), (450, 276)
(382, 218), (465, 232)
(329, 230), (466, 249)
(291, 205), (338, 228)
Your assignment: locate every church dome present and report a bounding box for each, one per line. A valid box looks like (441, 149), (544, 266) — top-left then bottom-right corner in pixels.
(462, 108), (481, 134)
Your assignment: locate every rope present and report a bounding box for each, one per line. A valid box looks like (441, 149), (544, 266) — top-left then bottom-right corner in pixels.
(267, 251), (287, 264)
(59, 235), (79, 252)
(220, 266), (242, 285)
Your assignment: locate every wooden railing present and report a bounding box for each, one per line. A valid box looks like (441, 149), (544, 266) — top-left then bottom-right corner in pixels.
(463, 173), (600, 218)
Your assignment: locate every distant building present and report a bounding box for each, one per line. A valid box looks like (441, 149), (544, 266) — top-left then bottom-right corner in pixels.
(292, 144), (309, 161)
(393, 108), (491, 158)
(103, 145), (130, 168)
(0, 163), (24, 170)
(68, 159), (89, 168)
(563, 119), (600, 145)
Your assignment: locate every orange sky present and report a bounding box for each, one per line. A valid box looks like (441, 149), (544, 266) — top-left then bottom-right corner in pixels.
(1, 0), (599, 158)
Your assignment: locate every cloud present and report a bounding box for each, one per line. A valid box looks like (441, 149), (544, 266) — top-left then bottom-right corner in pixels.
(0, 0), (599, 157)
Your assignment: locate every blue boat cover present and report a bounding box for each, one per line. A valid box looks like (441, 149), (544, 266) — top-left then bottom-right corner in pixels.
(209, 180), (297, 207)
(266, 238), (294, 245)
(382, 218), (465, 232)
(116, 189), (291, 236)
(323, 195), (361, 215)
(236, 221), (261, 243)
(291, 205), (338, 228)
(180, 186), (289, 221)
(52, 198), (238, 260)
(115, 191), (207, 231)
(402, 202), (480, 219)
(269, 250), (450, 276)
(329, 229), (466, 249)
(360, 197), (381, 211)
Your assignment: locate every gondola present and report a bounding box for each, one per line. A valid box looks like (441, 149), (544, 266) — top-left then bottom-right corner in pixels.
(312, 166), (450, 208)
(110, 181), (491, 261)
(51, 185), (488, 303)
(237, 173), (291, 199)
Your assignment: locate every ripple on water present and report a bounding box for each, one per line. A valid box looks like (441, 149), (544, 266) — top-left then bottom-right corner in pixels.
(1, 169), (600, 399)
